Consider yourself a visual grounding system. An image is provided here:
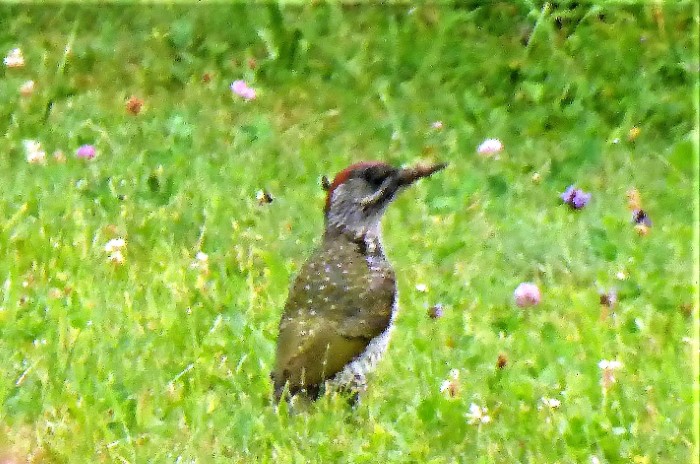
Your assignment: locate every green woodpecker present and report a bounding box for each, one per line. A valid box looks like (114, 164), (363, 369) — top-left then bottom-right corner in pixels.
(272, 161), (447, 402)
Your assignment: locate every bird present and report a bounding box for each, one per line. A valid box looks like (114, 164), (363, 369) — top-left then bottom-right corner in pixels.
(271, 160), (447, 403)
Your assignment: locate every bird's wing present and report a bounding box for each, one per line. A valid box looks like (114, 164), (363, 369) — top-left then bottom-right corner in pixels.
(273, 242), (395, 393)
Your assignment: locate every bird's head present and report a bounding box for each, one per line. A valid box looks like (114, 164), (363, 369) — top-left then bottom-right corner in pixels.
(323, 161), (447, 239)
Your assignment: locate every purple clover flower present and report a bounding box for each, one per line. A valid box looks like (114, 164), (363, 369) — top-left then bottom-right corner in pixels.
(231, 80), (256, 101)
(631, 209), (651, 227)
(561, 185), (591, 210)
(514, 282), (541, 308)
(76, 144), (96, 160)
(599, 288), (617, 308)
(428, 303), (444, 319)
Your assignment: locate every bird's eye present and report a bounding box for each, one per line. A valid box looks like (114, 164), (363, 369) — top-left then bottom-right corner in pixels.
(363, 167), (392, 188)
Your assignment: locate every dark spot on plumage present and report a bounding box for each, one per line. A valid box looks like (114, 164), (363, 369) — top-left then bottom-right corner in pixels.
(353, 237), (368, 255)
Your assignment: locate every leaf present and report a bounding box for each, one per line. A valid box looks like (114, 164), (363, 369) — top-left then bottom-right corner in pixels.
(487, 175), (509, 197)
(540, 321), (557, 342)
(589, 227), (618, 261)
(521, 81), (544, 103)
(667, 139), (693, 176)
(417, 397), (440, 425)
(169, 18), (194, 49)
(573, 136), (602, 166)
(147, 173), (160, 193)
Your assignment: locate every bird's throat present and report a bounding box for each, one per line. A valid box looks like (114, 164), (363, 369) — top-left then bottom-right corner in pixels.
(324, 225), (384, 259)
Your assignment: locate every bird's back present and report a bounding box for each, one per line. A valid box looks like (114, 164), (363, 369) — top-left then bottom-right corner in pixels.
(272, 234), (396, 400)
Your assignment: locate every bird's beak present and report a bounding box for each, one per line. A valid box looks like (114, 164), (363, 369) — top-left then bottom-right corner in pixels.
(397, 162), (449, 186)
(361, 162), (448, 209)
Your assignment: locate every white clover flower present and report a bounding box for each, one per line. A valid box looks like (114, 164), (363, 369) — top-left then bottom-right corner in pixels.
(104, 238), (126, 253)
(477, 138), (503, 156)
(598, 359), (623, 370)
(4, 48), (25, 68)
(465, 403), (491, 425)
(439, 369), (460, 398)
(107, 250), (125, 265)
(53, 150), (66, 163)
(599, 359), (624, 390)
(541, 397), (561, 409)
(191, 251), (210, 271)
(23, 140), (46, 165)
(19, 80), (35, 96)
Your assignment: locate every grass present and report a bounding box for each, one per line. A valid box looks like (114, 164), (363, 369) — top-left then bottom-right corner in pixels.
(0, 2), (698, 463)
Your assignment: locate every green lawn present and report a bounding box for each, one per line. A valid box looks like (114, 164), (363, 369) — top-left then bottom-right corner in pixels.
(0, 3), (698, 463)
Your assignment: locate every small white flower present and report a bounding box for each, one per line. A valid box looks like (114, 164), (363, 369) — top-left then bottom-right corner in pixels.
(19, 80), (35, 96)
(190, 251), (210, 271)
(4, 48), (25, 68)
(439, 369), (460, 398)
(598, 359), (623, 370)
(477, 138), (503, 156)
(599, 359), (623, 390)
(105, 238), (127, 265)
(53, 150), (66, 163)
(541, 397), (561, 409)
(104, 238), (126, 253)
(439, 379), (451, 392)
(465, 403), (491, 425)
(431, 121), (443, 130)
(107, 250), (125, 265)
(415, 283), (428, 293)
(23, 140), (46, 165)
